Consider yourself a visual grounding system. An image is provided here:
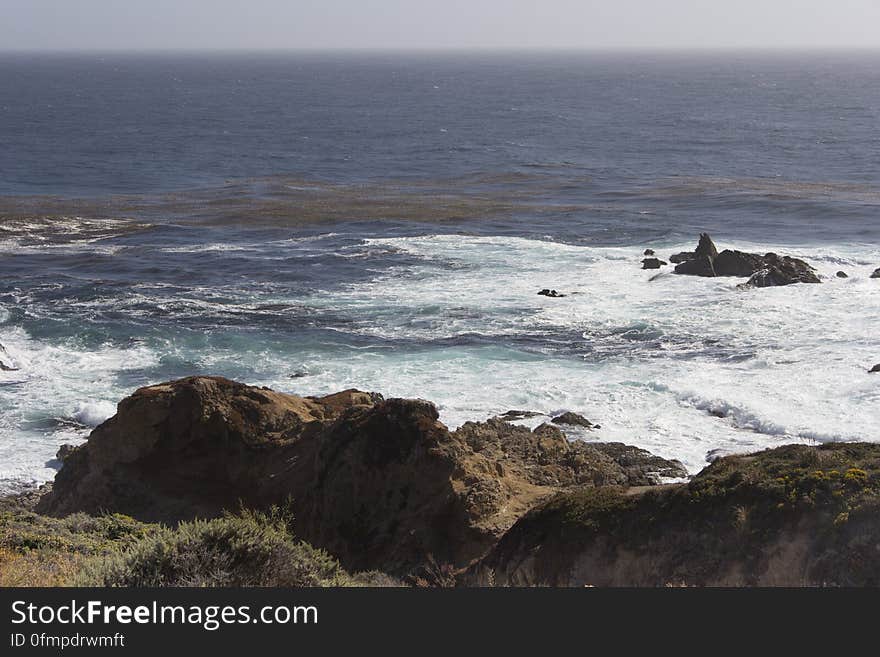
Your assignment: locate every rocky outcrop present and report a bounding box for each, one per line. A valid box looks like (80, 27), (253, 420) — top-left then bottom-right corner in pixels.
(670, 234), (820, 287)
(870, 364), (880, 374)
(55, 444), (78, 462)
(551, 412), (596, 429)
(836, 271), (849, 279)
(871, 268), (880, 279)
(695, 232), (719, 259)
(713, 250), (766, 277)
(738, 254), (821, 288)
(588, 443), (686, 483)
(643, 249), (655, 256)
(669, 234), (718, 267)
(36, 376), (684, 579)
(538, 289), (565, 298)
(468, 443), (880, 586)
(495, 410), (541, 421)
(674, 255), (716, 277)
(641, 258), (667, 270)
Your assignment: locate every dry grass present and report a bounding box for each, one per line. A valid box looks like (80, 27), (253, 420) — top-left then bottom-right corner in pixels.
(0, 547), (82, 587)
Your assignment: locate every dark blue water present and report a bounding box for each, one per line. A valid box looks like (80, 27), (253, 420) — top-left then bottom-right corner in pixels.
(1, 52), (879, 491)
(2, 52), (879, 191)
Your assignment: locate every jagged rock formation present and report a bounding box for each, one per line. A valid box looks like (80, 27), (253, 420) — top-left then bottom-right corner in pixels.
(713, 249), (767, 276)
(670, 234), (820, 286)
(37, 376), (685, 578)
(671, 233), (719, 266)
(738, 253), (822, 288)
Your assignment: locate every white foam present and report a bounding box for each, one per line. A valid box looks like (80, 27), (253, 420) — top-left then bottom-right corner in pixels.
(0, 216), (147, 254)
(162, 243), (259, 254)
(272, 234), (880, 473)
(1, 233), (878, 491)
(71, 400), (117, 428)
(0, 327), (157, 493)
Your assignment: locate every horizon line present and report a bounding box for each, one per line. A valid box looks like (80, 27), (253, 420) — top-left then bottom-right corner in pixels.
(2, 45), (880, 56)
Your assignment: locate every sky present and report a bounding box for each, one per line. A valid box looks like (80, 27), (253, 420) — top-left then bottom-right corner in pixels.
(3, 0), (880, 51)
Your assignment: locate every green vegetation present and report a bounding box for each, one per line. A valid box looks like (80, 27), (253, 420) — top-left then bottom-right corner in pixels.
(0, 496), (155, 586)
(498, 444), (880, 586)
(1, 498), (395, 587)
(76, 508), (352, 587)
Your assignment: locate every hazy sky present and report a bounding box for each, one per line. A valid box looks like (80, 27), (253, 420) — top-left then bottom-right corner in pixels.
(4, 0), (880, 51)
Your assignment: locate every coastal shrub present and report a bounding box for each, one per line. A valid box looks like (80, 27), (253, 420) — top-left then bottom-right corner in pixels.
(76, 508), (353, 587)
(0, 498), (156, 586)
(494, 443), (880, 586)
(0, 547), (81, 587)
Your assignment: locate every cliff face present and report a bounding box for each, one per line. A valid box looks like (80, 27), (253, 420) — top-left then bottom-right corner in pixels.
(37, 376), (685, 579)
(468, 444), (880, 587)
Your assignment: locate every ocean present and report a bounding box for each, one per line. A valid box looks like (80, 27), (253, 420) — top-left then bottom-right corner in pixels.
(1, 51), (878, 493)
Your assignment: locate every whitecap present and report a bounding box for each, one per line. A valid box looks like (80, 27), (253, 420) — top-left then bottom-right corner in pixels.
(71, 400), (117, 427)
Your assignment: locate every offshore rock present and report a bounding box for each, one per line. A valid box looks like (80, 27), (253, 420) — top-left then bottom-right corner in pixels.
(739, 254), (821, 288)
(674, 255), (716, 277)
(551, 412), (595, 429)
(713, 249), (766, 277)
(641, 258), (667, 270)
(671, 234), (820, 287)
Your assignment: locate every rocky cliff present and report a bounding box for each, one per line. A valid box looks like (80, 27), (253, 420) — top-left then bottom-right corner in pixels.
(37, 376), (685, 580)
(468, 443), (880, 586)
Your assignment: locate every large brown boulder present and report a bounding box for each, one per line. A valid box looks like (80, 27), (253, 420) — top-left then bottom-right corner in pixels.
(38, 377), (350, 520)
(37, 376), (684, 579)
